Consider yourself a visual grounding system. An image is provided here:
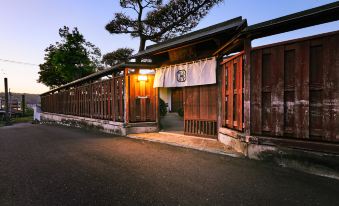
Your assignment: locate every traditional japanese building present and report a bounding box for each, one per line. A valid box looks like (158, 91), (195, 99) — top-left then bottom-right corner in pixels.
(41, 2), (339, 157)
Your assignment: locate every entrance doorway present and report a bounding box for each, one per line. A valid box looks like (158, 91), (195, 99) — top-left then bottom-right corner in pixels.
(159, 87), (184, 134)
(171, 88), (183, 112)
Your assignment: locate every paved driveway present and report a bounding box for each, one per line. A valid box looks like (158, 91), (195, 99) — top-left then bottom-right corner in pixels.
(0, 124), (338, 206)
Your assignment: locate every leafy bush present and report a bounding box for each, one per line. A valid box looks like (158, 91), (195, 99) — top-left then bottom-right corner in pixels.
(24, 107), (34, 117)
(177, 108), (184, 117)
(159, 98), (167, 117)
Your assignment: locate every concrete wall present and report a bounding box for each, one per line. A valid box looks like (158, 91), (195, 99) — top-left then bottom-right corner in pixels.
(218, 128), (339, 180)
(41, 113), (158, 136)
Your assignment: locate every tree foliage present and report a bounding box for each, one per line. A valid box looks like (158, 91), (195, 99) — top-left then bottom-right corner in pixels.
(38, 26), (101, 88)
(102, 48), (134, 66)
(106, 0), (223, 52)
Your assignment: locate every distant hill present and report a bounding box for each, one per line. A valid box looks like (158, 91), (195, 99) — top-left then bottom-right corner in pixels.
(0, 93), (40, 105)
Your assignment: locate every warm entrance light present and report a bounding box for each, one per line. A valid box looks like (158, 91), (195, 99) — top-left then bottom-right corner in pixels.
(138, 75), (148, 81)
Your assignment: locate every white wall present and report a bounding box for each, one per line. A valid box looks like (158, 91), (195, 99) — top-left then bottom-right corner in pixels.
(159, 88), (171, 112)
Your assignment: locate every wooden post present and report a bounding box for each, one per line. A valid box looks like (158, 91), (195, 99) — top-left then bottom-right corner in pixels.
(124, 68), (130, 124)
(216, 56), (223, 135)
(21, 94), (25, 116)
(156, 87), (160, 128)
(4, 78), (9, 123)
(243, 39), (252, 135)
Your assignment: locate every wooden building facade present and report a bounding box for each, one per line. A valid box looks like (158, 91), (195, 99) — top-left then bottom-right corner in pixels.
(41, 2), (339, 154)
(41, 63), (159, 135)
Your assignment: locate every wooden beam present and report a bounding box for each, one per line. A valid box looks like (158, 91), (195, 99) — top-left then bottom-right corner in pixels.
(124, 68), (130, 124)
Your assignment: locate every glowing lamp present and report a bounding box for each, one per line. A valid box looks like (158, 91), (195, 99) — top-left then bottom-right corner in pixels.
(138, 75), (148, 81)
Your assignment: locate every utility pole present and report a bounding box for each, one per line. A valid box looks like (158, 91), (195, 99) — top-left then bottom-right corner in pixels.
(4, 78), (9, 124)
(9, 89), (12, 118)
(22, 94), (26, 116)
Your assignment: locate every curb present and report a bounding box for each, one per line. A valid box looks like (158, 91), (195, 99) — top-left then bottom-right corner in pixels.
(127, 134), (243, 158)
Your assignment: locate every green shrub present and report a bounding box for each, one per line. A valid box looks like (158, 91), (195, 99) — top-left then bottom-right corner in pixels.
(159, 98), (167, 116)
(177, 108), (184, 117)
(24, 107), (34, 117)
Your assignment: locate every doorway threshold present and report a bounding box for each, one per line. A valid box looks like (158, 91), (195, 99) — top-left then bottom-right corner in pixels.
(127, 132), (243, 158)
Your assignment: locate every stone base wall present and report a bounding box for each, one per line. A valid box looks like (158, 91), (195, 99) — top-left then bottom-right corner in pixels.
(41, 112), (159, 136)
(218, 127), (339, 180)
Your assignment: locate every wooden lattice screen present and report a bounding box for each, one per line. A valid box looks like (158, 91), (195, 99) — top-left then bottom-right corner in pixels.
(221, 52), (244, 131)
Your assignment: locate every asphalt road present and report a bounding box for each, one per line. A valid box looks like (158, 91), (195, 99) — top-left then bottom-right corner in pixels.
(0, 124), (338, 206)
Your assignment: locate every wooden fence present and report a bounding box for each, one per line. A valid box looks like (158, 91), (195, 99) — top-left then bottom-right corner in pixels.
(41, 78), (125, 122)
(250, 31), (338, 142)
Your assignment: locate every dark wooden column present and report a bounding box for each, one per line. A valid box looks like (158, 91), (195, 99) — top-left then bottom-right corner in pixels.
(216, 56), (223, 133)
(243, 39), (252, 135)
(21, 94), (25, 116)
(4, 78), (9, 123)
(124, 68), (130, 124)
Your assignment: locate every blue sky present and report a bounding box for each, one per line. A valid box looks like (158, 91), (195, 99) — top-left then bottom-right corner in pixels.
(0, 0), (338, 94)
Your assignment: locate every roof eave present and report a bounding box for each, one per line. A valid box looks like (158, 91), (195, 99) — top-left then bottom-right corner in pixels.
(41, 62), (159, 96)
(244, 1), (339, 39)
(132, 17), (246, 59)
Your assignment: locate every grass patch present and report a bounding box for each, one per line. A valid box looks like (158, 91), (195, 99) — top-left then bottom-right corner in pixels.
(0, 116), (33, 127)
(11, 116), (33, 124)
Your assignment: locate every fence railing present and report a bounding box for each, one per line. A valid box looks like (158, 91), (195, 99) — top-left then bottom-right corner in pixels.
(41, 77), (125, 122)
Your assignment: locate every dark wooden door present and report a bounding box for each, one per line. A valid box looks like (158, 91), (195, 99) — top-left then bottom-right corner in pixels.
(129, 74), (156, 122)
(171, 88), (183, 112)
(184, 85), (218, 138)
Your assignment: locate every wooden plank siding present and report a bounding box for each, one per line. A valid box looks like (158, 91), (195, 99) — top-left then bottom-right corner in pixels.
(128, 74), (157, 122)
(41, 77), (125, 122)
(220, 52), (244, 131)
(41, 68), (158, 122)
(184, 84), (218, 138)
(250, 31), (339, 142)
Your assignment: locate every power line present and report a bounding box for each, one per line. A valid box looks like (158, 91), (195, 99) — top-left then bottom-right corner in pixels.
(0, 58), (39, 66)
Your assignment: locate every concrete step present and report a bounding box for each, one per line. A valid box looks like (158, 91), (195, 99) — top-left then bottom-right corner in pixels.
(127, 132), (244, 158)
